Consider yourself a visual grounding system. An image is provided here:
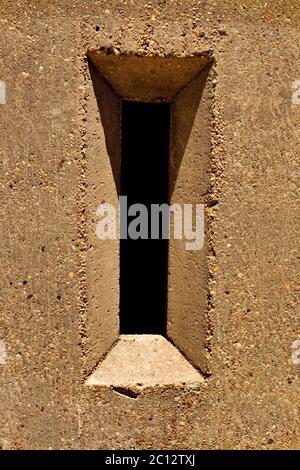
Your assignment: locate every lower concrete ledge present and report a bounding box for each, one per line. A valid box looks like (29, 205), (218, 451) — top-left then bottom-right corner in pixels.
(85, 335), (204, 390)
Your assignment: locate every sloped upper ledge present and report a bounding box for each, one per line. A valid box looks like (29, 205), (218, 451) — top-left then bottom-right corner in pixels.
(85, 335), (204, 391)
(88, 51), (212, 102)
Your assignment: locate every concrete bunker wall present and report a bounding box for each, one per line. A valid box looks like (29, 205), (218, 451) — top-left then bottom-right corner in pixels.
(0, 0), (299, 450)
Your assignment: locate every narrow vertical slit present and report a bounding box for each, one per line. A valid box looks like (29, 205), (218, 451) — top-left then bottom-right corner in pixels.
(120, 100), (170, 335)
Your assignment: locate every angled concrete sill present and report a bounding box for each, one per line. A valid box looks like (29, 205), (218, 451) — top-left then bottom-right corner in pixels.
(85, 335), (204, 390)
(88, 51), (211, 102)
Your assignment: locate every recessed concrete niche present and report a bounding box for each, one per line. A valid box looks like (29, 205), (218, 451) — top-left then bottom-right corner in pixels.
(85, 52), (213, 389)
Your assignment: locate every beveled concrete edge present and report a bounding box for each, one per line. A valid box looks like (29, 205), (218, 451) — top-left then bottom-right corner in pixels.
(85, 335), (205, 391)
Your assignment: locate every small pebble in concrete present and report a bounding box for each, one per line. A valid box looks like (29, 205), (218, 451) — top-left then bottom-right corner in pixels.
(291, 339), (300, 365)
(0, 81), (6, 104)
(0, 340), (7, 365)
(291, 80), (300, 104)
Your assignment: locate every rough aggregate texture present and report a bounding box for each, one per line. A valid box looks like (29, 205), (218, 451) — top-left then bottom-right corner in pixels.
(0, 0), (299, 450)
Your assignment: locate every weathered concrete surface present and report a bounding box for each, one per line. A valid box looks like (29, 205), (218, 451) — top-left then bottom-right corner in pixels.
(0, 0), (299, 450)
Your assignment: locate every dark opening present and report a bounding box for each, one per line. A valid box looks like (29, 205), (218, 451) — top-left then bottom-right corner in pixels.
(120, 101), (170, 335)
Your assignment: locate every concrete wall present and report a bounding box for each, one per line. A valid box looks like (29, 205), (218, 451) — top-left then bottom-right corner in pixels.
(0, 0), (299, 449)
